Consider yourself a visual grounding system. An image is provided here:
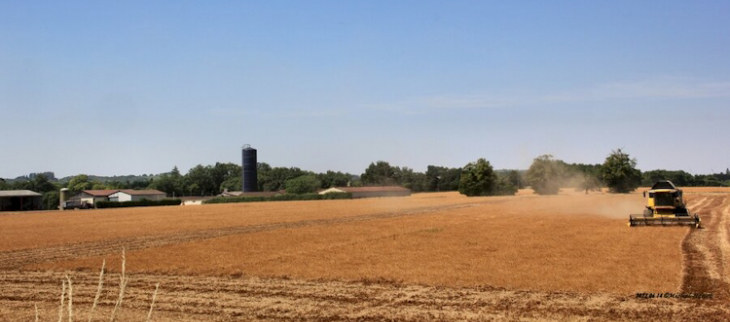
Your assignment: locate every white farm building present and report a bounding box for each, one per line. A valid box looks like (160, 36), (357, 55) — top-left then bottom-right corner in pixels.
(73, 190), (119, 205)
(108, 190), (166, 202)
(67, 189), (167, 207)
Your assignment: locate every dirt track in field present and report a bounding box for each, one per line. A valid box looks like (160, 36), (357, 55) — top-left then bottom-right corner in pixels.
(0, 201), (502, 270)
(681, 195), (730, 300)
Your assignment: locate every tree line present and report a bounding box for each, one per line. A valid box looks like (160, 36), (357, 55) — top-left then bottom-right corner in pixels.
(146, 161), (466, 196)
(1, 148), (728, 209)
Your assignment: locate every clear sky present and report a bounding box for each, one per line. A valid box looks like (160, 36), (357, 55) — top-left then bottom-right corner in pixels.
(1, 1), (729, 178)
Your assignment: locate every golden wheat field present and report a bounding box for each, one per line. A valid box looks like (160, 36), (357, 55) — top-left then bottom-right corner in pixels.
(2, 188), (730, 321)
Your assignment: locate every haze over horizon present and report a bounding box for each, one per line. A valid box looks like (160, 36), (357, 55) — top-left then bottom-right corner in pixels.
(2, 1), (729, 179)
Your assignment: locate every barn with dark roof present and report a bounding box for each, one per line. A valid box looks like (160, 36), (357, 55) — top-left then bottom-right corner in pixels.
(0, 190), (43, 211)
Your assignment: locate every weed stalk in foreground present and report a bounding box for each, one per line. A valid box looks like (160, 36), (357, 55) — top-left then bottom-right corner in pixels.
(34, 248), (160, 322)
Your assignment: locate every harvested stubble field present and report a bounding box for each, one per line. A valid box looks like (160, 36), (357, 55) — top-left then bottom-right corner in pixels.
(2, 188), (730, 321)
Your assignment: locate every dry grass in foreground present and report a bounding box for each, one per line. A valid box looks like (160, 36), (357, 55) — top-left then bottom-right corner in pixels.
(20, 249), (160, 322)
(3, 270), (729, 322)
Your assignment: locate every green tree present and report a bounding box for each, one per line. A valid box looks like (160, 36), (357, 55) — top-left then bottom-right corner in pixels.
(642, 169), (694, 187)
(220, 175), (242, 192)
(425, 166), (461, 192)
(185, 165), (216, 196)
(285, 175), (321, 194)
(42, 191), (60, 210)
(187, 183), (200, 196)
(394, 167), (427, 192)
(91, 182), (108, 190)
(27, 174), (57, 193)
(506, 170), (523, 189)
(525, 155), (564, 195)
(361, 161), (397, 186)
(425, 166), (446, 191)
(210, 162), (241, 193)
(317, 171), (353, 189)
(458, 158), (515, 196)
(256, 162), (272, 191)
(148, 166), (185, 197)
(440, 168), (462, 191)
(67, 174), (95, 193)
(601, 149), (642, 193)
(494, 175), (519, 196)
(257, 165), (308, 191)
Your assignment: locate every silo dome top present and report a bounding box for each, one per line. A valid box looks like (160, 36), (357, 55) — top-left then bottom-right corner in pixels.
(242, 144), (255, 150)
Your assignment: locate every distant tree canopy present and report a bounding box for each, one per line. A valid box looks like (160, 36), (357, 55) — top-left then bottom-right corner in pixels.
(67, 174), (95, 194)
(642, 169), (730, 187)
(505, 170), (524, 189)
(258, 164), (309, 192)
(459, 158), (517, 197)
(642, 169), (694, 187)
(425, 166), (461, 192)
(601, 149), (642, 193)
(317, 171), (354, 189)
(147, 166), (185, 197)
(15, 173), (57, 194)
(361, 161), (397, 186)
(285, 175), (321, 194)
(360, 161), (429, 192)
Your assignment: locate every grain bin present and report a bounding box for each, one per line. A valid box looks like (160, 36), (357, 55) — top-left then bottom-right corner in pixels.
(59, 188), (69, 210)
(242, 145), (258, 192)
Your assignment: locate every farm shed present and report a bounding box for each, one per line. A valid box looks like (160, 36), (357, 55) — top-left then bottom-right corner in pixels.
(69, 190), (118, 206)
(109, 190), (166, 202)
(0, 190), (43, 211)
(319, 186), (411, 198)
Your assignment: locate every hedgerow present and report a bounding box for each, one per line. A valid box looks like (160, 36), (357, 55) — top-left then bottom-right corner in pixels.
(203, 192), (351, 204)
(96, 199), (182, 208)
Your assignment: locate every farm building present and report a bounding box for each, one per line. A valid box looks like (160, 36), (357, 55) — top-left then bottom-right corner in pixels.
(0, 190), (43, 211)
(109, 190), (166, 202)
(69, 190), (118, 206)
(68, 189), (167, 206)
(319, 186), (411, 198)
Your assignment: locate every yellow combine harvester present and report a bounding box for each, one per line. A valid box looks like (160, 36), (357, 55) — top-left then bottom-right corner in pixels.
(628, 180), (701, 228)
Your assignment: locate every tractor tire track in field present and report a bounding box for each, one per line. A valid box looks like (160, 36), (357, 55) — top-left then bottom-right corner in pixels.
(0, 200), (506, 269)
(681, 195), (730, 300)
(2, 271), (729, 322)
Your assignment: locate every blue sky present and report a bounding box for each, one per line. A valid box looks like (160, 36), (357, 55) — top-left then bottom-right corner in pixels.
(1, 1), (729, 178)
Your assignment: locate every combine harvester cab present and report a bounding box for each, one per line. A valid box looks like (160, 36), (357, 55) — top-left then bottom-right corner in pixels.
(629, 180), (701, 228)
